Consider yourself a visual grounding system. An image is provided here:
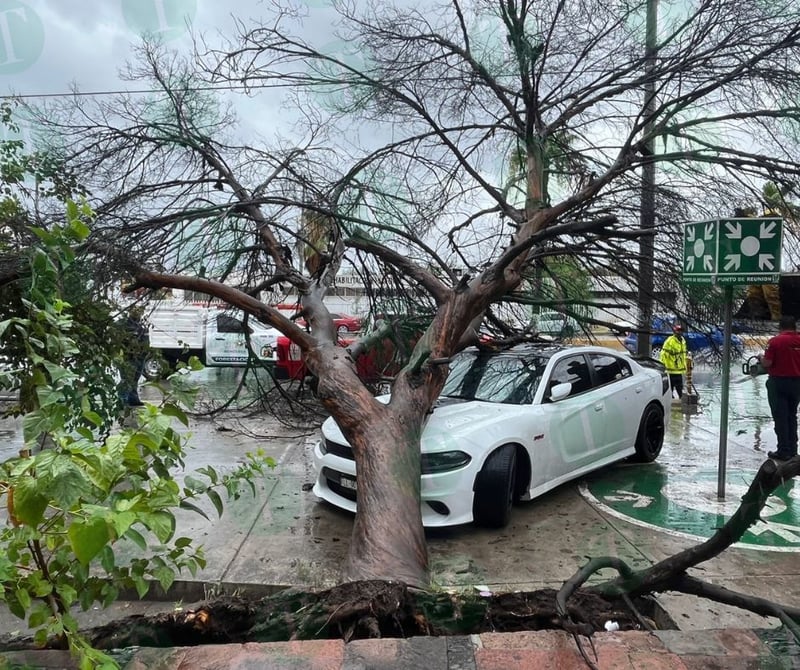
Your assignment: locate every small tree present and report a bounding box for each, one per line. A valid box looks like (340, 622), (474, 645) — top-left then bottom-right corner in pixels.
(0, 208), (274, 668)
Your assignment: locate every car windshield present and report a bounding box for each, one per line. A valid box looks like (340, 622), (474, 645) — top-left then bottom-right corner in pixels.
(440, 350), (548, 405)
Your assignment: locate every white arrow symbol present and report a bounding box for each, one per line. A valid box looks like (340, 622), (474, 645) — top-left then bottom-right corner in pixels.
(760, 221), (777, 238)
(725, 222), (742, 238)
(750, 520), (800, 543)
(758, 254), (775, 270)
(685, 256), (696, 271)
(705, 223), (716, 239)
(724, 254), (741, 271)
(687, 226), (696, 242)
(603, 490), (654, 508)
(703, 255), (714, 271)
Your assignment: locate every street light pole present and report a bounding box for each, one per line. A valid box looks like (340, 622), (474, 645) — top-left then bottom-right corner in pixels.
(636, 0), (659, 358)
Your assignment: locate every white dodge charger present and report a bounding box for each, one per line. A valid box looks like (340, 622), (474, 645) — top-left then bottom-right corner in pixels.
(313, 344), (671, 528)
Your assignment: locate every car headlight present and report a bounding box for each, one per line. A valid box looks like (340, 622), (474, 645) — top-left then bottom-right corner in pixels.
(421, 451), (471, 474)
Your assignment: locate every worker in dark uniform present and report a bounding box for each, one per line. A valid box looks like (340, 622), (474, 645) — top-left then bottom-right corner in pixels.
(760, 315), (800, 460)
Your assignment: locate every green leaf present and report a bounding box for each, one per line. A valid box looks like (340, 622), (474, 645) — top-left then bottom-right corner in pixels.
(160, 403), (188, 426)
(69, 216), (90, 241)
(183, 475), (206, 493)
(206, 489), (223, 518)
(15, 588), (31, 611)
(55, 583), (78, 607)
(153, 566), (176, 593)
(28, 605), (51, 629)
(124, 527), (147, 550)
(179, 500), (210, 520)
(141, 512), (175, 544)
(110, 511), (136, 538)
(22, 409), (51, 445)
(12, 476), (50, 526)
(99, 545), (116, 573)
(68, 517), (111, 565)
(48, 457), (92, 509)
(66, 199), (79, 222)
(133, 576), (149, 599)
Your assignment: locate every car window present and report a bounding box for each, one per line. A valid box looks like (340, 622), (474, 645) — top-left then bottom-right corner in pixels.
(217, 314), (251, 334)
(548, 354), (593, 398)
(589, 353), (633, 386)
(441, 351), (547, 404)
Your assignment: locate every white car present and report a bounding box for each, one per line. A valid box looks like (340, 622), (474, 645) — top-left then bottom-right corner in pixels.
(313, 344), (671, 528)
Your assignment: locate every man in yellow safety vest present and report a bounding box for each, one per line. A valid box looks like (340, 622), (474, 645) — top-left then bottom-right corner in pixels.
(660, 324), (688, 398)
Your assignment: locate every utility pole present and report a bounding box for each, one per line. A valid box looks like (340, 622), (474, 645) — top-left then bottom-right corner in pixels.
(636, 0), (658, 358)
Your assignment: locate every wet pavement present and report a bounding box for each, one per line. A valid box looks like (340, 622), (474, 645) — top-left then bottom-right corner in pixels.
(2, 344), (800, 667)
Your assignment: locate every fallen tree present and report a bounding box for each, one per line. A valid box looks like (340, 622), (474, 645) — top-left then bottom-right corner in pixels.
(1, 456), (797, 661)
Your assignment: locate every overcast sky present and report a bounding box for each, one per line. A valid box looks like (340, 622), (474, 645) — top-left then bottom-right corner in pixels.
(0, 0), (351, 142)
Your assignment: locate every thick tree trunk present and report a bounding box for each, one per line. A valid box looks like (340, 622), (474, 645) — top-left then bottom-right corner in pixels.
(343, 413), (428, 587)
(311, 349), (431, 587)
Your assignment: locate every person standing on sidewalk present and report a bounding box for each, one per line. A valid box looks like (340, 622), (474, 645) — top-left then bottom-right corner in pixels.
(660, 324), (688, 398)
(760, 315), (800, 460)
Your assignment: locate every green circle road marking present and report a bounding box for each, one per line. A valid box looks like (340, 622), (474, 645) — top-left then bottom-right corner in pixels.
(581, 465), (800, 552)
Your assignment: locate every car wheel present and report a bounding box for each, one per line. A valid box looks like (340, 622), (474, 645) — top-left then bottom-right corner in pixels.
(337, 324), (349, 333)
(472, 445), (517, 528)
(633, 403), (664, 462)
(142, 355), (169, 381)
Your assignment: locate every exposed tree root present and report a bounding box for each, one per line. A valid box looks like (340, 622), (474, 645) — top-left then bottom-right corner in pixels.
(555, 458), (800, 644)
(0, 581), (657, 652)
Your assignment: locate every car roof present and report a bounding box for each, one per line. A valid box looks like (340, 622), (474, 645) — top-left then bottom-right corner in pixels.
(460, 343), (630, 360)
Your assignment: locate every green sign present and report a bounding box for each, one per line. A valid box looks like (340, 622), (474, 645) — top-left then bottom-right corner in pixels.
(683, 217), (782, 285)
(583, 466), (800, 550)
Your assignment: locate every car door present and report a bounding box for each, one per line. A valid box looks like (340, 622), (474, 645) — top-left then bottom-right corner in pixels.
(206, 313), (250, 365)
(587, 352), (639, 455)
(542, 353), (603, 479)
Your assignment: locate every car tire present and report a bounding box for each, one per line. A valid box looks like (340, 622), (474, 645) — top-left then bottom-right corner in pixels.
(142, 355), (170, 381)
(337, 324), (349, 333)
(472, 445), (517, 528)
(633, 403), (664, 462)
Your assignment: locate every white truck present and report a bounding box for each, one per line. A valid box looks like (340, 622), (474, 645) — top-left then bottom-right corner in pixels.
(143, 304), (280, 380)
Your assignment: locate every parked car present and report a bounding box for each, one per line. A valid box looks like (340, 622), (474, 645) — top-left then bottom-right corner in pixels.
(296, 312), (363, 333)
(533, 311), (578, 337)
(623, 316), (743, 356)
(610, 319), (636, 335)
(313, 344), (670, 528)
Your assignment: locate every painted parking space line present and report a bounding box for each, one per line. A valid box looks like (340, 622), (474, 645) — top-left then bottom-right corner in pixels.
(580, 465), (800, 552)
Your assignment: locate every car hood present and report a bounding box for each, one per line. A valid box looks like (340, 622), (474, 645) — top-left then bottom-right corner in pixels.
(321, 397), (515, 453)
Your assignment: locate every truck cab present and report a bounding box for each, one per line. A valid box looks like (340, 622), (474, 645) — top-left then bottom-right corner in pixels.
(144, 305), (280, 379)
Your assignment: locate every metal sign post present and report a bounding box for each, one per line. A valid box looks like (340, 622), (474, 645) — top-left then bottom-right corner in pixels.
(717, 285), (733, 499)
(682, 217), (783, 500)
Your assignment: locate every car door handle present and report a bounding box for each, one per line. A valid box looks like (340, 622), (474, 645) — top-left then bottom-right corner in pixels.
(214, 337), (226, 340)
(594, 403), (603, 412)
(634, 385), (643, 393)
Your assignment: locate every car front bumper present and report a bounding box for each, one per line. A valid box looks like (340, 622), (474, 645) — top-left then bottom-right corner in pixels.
(311, 440), (479, 527)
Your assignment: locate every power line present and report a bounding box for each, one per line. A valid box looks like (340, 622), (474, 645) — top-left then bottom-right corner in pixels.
(0, 82), (286, 100)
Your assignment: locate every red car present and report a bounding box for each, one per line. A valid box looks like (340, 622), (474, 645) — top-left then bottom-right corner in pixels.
(296, 313), (362, 333)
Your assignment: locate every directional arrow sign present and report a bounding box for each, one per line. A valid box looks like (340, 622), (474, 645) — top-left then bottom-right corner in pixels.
(716, 217), (782, 285)
(603, 490), (654, 508)
(682, 220), (717, 282)
(683, 217), (783, 285)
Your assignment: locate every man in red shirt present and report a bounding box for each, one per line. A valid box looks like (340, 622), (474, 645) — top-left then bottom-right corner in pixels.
(760, 315), (800, 460)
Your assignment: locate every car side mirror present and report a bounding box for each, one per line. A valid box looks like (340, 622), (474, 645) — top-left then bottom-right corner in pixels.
(549, 382), (572, 402)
